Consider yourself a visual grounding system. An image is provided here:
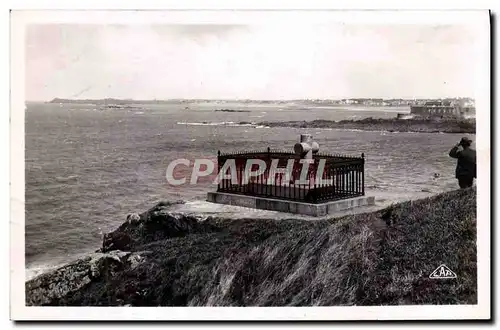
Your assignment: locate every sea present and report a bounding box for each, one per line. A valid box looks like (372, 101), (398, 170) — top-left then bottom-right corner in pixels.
(24, 101), (475, 280)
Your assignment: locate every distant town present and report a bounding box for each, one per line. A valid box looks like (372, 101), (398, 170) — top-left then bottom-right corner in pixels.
(279, 97), (475, 107)
(47, 97), (475, 107)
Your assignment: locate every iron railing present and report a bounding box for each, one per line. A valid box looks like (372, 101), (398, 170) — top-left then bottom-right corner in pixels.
(216, 147), (365, 203)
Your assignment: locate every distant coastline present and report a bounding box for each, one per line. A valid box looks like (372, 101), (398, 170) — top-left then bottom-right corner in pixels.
(46, 97), (475, 108)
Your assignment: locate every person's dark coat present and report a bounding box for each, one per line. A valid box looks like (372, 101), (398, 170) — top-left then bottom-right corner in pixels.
(449, 146), (476, 179)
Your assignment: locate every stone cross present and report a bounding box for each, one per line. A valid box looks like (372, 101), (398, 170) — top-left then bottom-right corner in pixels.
(294, 134), (319, 159)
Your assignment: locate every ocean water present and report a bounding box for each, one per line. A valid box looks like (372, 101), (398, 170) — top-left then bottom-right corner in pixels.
(24, 102), (474, 280)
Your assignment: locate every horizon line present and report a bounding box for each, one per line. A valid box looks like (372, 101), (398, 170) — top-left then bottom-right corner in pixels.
(26, 96), (475, 103)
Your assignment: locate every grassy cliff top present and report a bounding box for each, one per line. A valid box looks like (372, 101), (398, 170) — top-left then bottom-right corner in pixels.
(27, 188), (476, 306)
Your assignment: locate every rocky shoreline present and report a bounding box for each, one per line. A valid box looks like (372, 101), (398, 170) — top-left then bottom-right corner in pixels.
(25, 189), (476, 306)
(256, 117), (476, 134)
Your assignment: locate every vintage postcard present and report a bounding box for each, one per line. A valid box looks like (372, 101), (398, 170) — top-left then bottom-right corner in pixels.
(10, 9), (491, 321)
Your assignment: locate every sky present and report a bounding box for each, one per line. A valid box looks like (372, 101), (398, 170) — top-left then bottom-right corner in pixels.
(25, 23), (481, 101)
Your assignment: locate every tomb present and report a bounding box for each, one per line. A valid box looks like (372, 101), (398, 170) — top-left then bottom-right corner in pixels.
(207, 134), (375, 216)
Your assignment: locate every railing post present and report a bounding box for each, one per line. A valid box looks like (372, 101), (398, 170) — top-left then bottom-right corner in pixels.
(217, 150), (221, 191)
(349, 164), (351, 196)
(361, 153), (365, 196)
(267, 147), (271, 196)
(313, 183), (317, 203)
(349, 164), (353, 196)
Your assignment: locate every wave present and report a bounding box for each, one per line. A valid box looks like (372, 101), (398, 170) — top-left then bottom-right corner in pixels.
(177, 121), (256, 127)
(26, 262), (65, 281)
(55, 175), (79, 182)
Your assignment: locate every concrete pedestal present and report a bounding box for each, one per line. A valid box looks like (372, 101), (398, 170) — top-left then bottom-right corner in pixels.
(206, 192), (375, 217)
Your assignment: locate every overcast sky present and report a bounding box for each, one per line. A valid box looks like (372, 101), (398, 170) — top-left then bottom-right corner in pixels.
(25, 24), (480, 101)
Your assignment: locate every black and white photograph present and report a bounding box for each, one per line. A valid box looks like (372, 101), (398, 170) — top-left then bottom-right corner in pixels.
(9, 8), (491, 321)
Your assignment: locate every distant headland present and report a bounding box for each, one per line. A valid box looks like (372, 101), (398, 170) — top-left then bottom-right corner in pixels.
(48, 98), (186, 105)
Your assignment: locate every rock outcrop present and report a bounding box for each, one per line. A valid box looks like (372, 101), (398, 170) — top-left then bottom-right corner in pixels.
(101, 201), (216, 253)
(25, 250), (150, 306)
(26, 200), (210, 306)
(256, 117), (476, 134)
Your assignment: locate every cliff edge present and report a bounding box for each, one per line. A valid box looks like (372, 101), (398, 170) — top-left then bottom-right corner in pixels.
(26, 188), (477, 306)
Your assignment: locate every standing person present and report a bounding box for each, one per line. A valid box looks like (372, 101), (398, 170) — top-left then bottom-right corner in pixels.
(449, 137), (476, 188)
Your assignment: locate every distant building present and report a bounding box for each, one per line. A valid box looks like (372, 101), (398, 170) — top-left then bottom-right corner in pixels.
(410, 101), (475, 119)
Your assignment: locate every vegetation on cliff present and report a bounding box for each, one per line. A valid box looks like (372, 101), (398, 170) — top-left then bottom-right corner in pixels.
(257, 118), (476, 134)
(26, 188), (476, 306)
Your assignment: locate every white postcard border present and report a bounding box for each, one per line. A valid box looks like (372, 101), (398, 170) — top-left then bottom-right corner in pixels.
(9, 8), (491, 321)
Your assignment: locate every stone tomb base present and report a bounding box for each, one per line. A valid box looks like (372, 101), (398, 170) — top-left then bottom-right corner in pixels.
(206, 192), (375, 217)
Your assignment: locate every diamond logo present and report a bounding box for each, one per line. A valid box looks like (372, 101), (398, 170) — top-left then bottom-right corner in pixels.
(429, 264), (457, 279)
